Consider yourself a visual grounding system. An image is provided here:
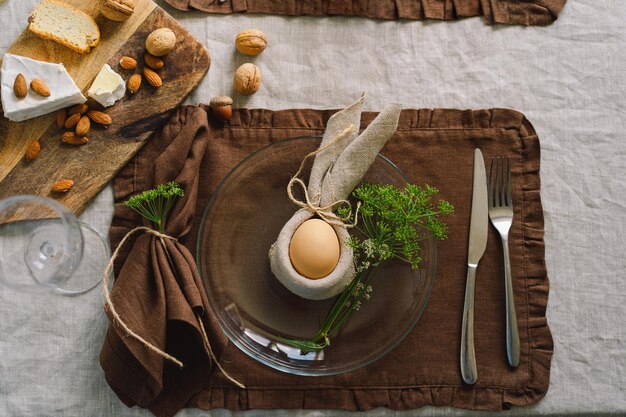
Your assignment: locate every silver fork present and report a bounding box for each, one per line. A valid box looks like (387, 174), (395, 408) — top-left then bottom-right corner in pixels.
(488, 157), (520, 368)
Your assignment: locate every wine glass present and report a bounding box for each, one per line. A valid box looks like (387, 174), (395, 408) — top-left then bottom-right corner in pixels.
(0, 195), (109, 295)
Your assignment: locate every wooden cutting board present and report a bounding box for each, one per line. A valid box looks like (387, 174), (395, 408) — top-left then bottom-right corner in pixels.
(0, 0), (210, 215)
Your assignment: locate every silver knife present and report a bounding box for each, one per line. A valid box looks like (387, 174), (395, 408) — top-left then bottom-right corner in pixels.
(460, 148), (489, 385)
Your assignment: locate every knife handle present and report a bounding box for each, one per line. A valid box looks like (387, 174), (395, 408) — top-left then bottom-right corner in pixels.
(461, 265), (478, 384)
(502, 236), (521, 367)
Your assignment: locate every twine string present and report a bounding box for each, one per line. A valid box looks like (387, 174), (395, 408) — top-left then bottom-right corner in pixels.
(196, 313), (245, 388)
(287, 125), (360, 227)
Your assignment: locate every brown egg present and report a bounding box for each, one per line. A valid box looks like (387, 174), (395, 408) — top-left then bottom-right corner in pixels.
(289, 219), (340, 279)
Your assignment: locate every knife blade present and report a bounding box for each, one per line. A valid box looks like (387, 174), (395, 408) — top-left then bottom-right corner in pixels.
(460, 148), (488, 385)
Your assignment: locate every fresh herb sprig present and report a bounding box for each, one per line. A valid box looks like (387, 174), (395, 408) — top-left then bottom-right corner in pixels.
(282, 182), (453, 354)
(124, 182), (184, 232)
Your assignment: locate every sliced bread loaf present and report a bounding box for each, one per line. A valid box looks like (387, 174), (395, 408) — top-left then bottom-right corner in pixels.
(28, 0), (100, 54)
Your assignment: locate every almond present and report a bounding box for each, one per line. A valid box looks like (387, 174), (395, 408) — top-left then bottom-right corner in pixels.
(14, 73), (28, 98)
(119, 56), (137, 70)
(56, 109), (67, 129)
(30, 79), (51, 97)
(127, 73), (142, 94)
(51, 179), (74, 193)
(64, 113), (81, 129)
(143, 67), (162, 88)
(144, 53), (164, 70)
(68, 103), (88, 116)
(61, 131), (76, 142)
(87, 111), (112, 126)
(62, 132), (89, 146)
(75, 115), (90, 136)
(25, 140), (41, 161)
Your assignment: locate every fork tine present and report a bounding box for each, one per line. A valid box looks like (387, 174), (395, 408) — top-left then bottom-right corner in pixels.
(488, 157), (494, 207)
(494, 157), (501, 207)
(506, 157), (512, 206)
(498, 157), (506, 207)
(494, 157), (499, 207)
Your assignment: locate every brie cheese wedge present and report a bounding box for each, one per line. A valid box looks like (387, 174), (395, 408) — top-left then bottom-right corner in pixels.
(0, 54), (86, 122)
(88, 64), (125, 108)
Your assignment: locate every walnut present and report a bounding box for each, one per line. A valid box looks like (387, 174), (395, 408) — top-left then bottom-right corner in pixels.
(235, 29), (267, 56)
(234, 63), (261, 96)
(100, 0), (134, 21)
(145, 28), (176, 57)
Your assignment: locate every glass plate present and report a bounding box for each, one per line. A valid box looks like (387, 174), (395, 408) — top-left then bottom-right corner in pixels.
(197, 136), (437, 376)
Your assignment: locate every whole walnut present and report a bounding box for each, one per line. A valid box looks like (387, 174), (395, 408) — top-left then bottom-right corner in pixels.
(234, 63), (261, 96)
(146, 28), (177, 57)
(100, 0), (134, 21)
(235, 29), (267, 56)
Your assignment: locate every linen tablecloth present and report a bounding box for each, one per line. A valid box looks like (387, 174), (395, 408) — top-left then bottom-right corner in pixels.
(1, 0), (625, 415)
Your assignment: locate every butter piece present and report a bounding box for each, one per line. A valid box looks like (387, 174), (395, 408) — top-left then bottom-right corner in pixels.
(0, 54), (86, 122)
(88, 64), (125, 108)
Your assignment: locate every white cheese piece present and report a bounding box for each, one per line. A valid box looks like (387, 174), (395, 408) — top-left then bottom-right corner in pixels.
(0, 54), (86, 122)
(87, 64), (125, 108)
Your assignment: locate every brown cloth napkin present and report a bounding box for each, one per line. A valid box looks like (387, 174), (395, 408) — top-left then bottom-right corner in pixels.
(100, 107), (229, 417)
(104, 104), (553, 416)
(165, 0), (567, 26)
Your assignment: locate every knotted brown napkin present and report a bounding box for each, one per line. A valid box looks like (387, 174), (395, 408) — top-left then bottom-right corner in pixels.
(100, 106), (232, 417)
(165, 0), (568, 26)
(105, 104), (553, 416)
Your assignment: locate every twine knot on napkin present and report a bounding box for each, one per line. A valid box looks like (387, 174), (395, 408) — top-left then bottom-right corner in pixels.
(269, 94), (401, 300)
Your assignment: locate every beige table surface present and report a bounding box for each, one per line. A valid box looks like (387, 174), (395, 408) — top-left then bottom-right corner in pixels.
(1, 0), (625, 416)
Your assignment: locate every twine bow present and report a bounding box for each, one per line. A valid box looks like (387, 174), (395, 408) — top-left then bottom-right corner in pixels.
(287, 125), (360, 228)
(102, 226), (245, 389)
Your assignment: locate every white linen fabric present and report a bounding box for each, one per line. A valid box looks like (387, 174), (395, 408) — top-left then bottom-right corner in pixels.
(1, 0), (625, 415)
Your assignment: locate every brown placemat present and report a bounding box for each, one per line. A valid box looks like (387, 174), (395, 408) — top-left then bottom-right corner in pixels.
(165, 0), (567, 26)
(108, 105), (553, 415)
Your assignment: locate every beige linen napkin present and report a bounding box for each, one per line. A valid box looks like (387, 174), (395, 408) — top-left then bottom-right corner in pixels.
(269, 95), (401, 300)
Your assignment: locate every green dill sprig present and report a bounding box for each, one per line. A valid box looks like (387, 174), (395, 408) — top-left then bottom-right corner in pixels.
(282, 182), (453, 354)
(349, 183), (454, 269)
(124, 182), (184, 232)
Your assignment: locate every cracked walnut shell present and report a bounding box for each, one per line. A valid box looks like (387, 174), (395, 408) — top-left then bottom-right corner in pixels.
(100, 0), (134, 21)
(234, 63), (261, 96)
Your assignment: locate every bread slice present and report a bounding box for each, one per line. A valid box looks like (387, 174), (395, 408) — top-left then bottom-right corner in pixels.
(28, 0), (100, 54)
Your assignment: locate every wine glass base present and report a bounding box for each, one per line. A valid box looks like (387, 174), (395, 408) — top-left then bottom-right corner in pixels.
(25, 222), (74, 287)
(53, 222), (110, 296)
